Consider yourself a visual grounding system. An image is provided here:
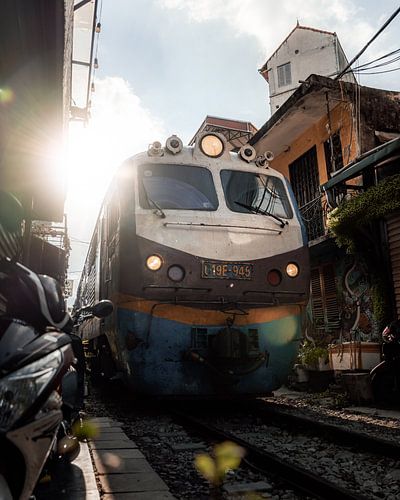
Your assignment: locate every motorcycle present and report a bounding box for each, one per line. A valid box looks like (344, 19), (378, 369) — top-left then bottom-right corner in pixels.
(0, 257), (113, 499)
(0, 257), (75, 500)
(370, 320), (400, 405)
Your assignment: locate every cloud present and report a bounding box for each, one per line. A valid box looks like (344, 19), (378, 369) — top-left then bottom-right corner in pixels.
(159, 0), (381, 63)
(87, 76), (165, 167)
(65, 76), (165, 286)
(67, 76), (165, 209)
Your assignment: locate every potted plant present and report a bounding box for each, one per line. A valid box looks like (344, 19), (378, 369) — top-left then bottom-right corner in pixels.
(299, 341), (330, 371)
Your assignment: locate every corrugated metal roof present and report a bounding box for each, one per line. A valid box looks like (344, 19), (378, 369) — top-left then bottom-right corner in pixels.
(322, 137), (400, 191)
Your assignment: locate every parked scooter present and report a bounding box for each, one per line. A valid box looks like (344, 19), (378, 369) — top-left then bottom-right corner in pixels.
(0, 258), (75, 500)
(370, 320), (400, 405)
(0, 257), (114, 499)
(0, 191), (114, 498)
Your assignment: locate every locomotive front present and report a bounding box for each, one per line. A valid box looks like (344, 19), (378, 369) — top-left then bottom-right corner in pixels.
(110, 132), (310, 396)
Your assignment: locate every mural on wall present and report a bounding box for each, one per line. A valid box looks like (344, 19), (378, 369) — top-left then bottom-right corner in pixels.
(336, 255), (379, 341)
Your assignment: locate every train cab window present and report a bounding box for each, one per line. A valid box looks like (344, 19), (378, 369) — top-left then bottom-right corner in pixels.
(138, 164), (218, 210)
(220, 170), (293, 219)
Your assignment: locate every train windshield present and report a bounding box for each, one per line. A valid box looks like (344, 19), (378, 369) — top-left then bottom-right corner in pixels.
(138, 164), (218, 210)
(220, 170), (293, 219)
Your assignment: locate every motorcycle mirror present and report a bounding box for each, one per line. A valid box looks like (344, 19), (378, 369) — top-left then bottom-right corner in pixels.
(91, 300), (113, 318)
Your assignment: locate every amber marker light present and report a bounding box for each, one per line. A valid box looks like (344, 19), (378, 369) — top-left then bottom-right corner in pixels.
(146, 255), (163, 271)
(200, 134), (224, 157)
(286, 263), (299, 278)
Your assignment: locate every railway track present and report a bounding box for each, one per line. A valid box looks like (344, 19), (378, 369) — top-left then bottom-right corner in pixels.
(173, 409), (369, 500)
(252, 399), (400, 459)
(86, 383), (400, 499)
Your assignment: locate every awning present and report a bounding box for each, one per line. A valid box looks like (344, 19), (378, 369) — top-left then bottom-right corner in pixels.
(321, 137), (400, 191)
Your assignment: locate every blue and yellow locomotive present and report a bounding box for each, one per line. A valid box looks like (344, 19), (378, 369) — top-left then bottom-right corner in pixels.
(74, 132), (309, 396)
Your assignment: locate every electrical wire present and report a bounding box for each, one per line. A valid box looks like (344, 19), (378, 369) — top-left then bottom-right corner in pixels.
(352, 66), (400, 75)
(345, 48), (400, 72)
(70, 237), (90, 245)
(352, 55), (400, 72)
(335, 6), (400, 80)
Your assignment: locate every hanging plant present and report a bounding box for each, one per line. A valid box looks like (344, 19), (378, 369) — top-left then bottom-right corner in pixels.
(327, 174), (400, 327)
(327, 174), (400, 251)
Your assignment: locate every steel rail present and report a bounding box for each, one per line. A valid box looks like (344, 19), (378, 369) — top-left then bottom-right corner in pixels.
(255, 400), (400, 459)
(173, 410), (369, 500)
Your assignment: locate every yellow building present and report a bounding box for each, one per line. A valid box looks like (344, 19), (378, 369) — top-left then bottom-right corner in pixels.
(251, 74), (400, 339)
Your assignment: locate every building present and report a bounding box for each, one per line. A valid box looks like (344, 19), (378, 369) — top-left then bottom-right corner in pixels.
(0, 0), (99, 290)
(322, 137), (400, 322)
(0, 0), (73, 223)
(250, 73), (400, 340)
(189, 115), (257, 151)
(259, 24), (356, 115)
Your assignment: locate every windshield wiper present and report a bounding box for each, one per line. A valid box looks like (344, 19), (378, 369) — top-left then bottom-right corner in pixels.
(147, 196), (166, 218)
(234, 201), (287, 228)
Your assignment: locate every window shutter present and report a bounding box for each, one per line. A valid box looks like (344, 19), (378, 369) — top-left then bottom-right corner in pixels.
(311, 264), (340, 331)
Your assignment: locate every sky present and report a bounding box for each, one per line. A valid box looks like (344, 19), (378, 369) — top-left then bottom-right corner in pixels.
(65, 0), (400, 297)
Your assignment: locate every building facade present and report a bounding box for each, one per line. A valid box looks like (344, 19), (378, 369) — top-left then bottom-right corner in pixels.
(250, 74), (400, 341)
(189, 115), (257, 152)
(259, 24), (356, 115)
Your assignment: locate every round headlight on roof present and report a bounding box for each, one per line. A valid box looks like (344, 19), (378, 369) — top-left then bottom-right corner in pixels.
(200, 134), (224, 157)
(165, 135), (183, 154)
(146, 255), (163, 271)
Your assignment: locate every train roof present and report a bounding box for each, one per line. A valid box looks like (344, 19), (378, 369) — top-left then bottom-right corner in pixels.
(124, 132), (283, 178)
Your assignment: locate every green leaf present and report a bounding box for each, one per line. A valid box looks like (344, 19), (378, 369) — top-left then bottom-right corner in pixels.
(195, 454), (217, 484)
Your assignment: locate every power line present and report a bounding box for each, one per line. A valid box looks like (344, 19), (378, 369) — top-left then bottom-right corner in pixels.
(70, 237), (89, 245)
(336, 6), (400, 80)
(353, 54), (400, 72)
(352, 66), (400, 75)
(350, 48), (400, 71)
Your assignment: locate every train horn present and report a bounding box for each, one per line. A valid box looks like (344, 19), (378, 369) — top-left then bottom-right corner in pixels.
(148, 141), (163, 157)
(264, 151), (274, 162)
(256, 150), (274, 168)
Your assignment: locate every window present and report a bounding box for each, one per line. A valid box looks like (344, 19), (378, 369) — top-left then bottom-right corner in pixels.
(324, 132), (343, 176)
(138, 164), (218, 211)
(289, 146), (324, 241)
(277, 62), (292, 87)
(220, 170), (293, 219)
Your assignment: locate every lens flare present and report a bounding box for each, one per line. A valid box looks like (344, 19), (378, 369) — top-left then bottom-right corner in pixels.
(0, 87), (14, 105)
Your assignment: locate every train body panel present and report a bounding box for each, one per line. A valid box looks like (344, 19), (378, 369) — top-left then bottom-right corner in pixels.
(114, 299), (302, 396)
(75, 133), (310, 397)
(131, 152), (304, 261)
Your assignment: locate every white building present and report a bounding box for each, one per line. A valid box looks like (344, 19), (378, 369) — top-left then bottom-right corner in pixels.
(259, 24), (356, 115)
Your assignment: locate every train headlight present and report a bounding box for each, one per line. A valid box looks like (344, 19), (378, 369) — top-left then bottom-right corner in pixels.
(167, 265), (185, 282)
(146, 255), (163, 271)
(239, 144), (256, 163)
(286, 263), (299, 278)
(200, 134), (224, 157)
(165, 135), (183, 154)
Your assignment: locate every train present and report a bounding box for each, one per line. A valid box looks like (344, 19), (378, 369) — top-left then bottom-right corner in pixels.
(74, 132), (310, 396)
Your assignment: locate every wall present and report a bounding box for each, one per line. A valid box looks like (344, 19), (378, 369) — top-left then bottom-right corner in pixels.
(359, 87), (400, 153)
(270, 101), (358, 184)
(268, 29), (338, 113)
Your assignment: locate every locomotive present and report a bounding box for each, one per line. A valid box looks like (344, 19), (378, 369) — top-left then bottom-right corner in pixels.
(74, 132), (309, 396)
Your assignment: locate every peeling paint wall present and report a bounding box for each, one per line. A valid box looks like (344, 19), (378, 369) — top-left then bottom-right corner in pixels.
(270, 100), (357, 185)
(359, 87), (400, 153)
